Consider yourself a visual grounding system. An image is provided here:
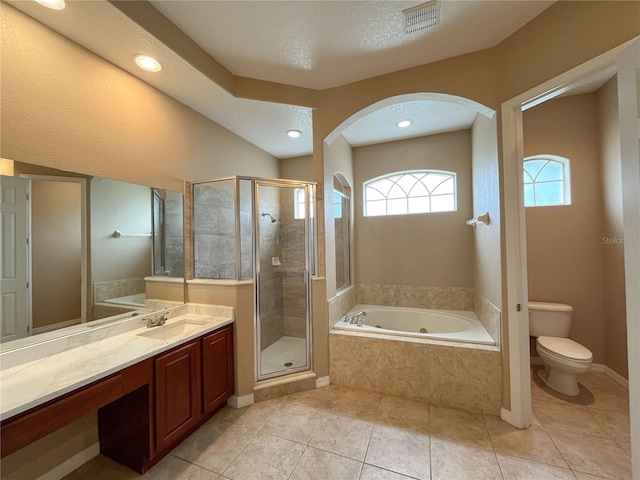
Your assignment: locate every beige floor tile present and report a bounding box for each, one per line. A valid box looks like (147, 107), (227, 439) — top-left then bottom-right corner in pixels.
(359, 464), (417, 480)
(377, 395), (430, 434)
(222, 431), (305, 480)
(578, 372), (625, 391)
(429, 404), (492, 450)
(573, 472), (611, 480)
(289, 446), (362, 480)
(329, 387), (382, 421)
(62, 455), (139, 480)
(309, 412), (374, 461)
(288, 385), (344, 411)
(531, 400), (609, 437)
(496, 454), (576, 480)
(219, 396), (285, 429)
(483, 416), (568, 468)
(587, 408), (630, 436)
(171, 419), (257, 474)
(614, 434), (632, 457)
(530, 410), (542, 426)
(365, 424), (430, 480)
(546, 428), (632, 480)
(586, 385), (630, 414)
(142, 455), (220, 480)
(261, 402), (325, 444)
(430, 438), (502, 480)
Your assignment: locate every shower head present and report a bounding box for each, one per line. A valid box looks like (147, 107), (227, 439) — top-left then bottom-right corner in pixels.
(261, 213), (277, 223)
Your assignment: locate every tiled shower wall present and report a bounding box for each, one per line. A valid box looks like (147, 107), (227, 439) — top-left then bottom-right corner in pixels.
(163, 191), (184, 277)
(193, 184), (252, 279)
(258, 200), (283, 350)
(281, 203), (307, 339)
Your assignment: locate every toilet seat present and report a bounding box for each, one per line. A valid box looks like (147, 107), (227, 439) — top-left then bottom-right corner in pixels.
(537, 336), (593, 363)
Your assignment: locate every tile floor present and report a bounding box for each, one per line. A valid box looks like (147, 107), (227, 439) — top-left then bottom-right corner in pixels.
(64, 366), (632, 480)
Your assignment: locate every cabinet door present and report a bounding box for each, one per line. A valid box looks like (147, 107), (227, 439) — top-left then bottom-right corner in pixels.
(155, 340), (201, 452)
(202, 325), (234, 414)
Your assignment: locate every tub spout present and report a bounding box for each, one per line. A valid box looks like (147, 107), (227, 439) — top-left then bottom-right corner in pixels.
(350, 311), (367, 327)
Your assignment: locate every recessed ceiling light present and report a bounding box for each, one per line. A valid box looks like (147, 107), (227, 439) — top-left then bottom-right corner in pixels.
(396, 119), (413, 128)
(35, 0), (66, 10)
(286, 129), (302, 138)
(134, 54), (162, 72)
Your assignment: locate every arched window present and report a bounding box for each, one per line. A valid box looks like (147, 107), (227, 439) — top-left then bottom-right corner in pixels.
(363, 170), (456, 217)
(523, 155), (571, 207)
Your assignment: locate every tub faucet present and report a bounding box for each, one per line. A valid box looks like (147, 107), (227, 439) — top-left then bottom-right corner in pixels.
(350, 311), (367, 327)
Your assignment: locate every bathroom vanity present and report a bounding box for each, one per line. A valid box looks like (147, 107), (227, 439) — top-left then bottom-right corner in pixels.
(0, 305), (235, 473)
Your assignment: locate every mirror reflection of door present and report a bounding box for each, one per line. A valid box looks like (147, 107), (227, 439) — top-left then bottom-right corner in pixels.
(29, 176), (86, 333)
(1, 175), (30, 342)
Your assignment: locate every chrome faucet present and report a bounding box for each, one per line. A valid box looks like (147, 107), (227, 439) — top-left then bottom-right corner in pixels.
(350, 311), (367, 327)
(147, 313), (168, 328)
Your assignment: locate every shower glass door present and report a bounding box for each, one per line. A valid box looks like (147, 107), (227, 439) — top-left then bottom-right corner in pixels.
(254, 180), (312, 380)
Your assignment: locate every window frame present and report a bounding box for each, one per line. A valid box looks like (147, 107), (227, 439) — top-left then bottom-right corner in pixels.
(294, 187), (306, 219)
(363, 169), (457, 217)
(523, 155), (572, 208)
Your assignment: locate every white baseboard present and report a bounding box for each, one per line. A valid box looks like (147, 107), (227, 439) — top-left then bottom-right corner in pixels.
(227, 394), (254, 408)
(316, 376), (330, 388)
(499, 407), (513, 425)
(38, 442), (100, 480)
(590, 363), (629, 389)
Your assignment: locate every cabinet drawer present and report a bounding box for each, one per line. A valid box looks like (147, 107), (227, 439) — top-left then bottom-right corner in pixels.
(1, 374), (123, 457)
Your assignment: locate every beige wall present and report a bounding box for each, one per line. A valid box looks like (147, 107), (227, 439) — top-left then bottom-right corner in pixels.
(353, 130), (474, 288)
(280, 155), (313, 181)
(598, 77), (628, 378)
(471, 115), (502, 309)
(0, 4), (279, 192)
(523, 94), (605, 363)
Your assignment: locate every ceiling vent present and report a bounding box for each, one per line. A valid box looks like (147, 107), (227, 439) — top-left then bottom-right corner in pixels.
(403, 0), (439, 34)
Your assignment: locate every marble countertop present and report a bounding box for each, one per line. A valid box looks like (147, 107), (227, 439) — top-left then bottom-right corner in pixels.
(0, 309), (234, 421)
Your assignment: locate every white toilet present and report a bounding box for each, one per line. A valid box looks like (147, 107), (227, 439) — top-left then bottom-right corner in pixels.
(529, 301), (593, 396)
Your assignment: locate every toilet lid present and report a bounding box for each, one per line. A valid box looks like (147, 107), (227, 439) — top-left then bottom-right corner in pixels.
(537, 336), (592, 362)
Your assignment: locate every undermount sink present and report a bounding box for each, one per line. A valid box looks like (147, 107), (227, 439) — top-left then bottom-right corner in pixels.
(137, 318), (209, 342)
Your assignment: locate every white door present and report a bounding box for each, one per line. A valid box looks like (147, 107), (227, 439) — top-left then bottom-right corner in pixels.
(0, 175), (30, 342)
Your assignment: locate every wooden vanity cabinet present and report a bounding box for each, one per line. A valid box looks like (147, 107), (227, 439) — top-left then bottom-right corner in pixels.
(154, 339), (202, 452)
(1, 323), (235, 474)
(202, 325), (234, 415)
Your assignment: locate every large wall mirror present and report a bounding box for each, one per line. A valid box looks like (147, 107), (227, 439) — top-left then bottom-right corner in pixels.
(0, 161), (185, 351)
(333, 174), (351, 291)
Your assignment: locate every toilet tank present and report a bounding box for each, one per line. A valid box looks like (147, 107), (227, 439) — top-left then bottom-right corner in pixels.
(528, 301), (573, 338)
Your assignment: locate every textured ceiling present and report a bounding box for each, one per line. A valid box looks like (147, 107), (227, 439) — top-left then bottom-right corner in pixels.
(150, 0), (555, 90)
(6, 0), (559, 159)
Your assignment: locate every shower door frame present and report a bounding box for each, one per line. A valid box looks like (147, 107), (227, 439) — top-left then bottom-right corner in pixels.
(253, 178), (315, 382)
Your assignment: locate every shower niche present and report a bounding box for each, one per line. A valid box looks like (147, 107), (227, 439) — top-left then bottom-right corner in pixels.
(190, 177), (316, 381)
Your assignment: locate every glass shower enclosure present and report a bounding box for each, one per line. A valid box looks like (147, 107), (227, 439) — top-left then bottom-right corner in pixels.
(191, 177), (316, 381)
